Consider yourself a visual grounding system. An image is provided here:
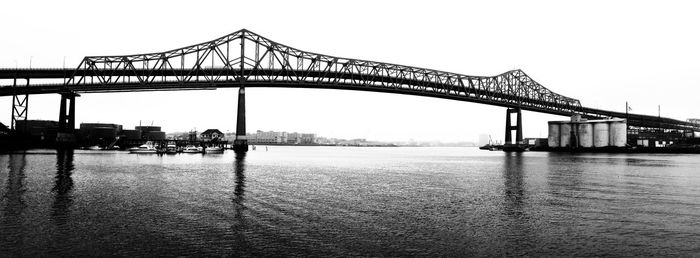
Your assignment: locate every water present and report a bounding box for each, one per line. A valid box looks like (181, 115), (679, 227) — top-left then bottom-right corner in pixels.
(1, 147), (699, 256)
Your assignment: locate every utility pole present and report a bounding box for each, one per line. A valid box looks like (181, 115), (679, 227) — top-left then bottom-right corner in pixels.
(625, 101), (629, 135)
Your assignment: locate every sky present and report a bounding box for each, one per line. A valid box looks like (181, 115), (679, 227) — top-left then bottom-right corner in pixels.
(1, 0), (699, 143)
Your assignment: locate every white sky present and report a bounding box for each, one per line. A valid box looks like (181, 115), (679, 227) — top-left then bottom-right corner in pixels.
(1, 0), (699, 142)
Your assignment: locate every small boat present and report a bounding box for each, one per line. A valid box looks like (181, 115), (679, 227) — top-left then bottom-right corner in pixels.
(88, 145), (103, 150)
(479, 135), (502, 151)
(165, 142), (178, 154)
(204, 146), (224, 154)
(129, 141), (158, 154)
(182, 145), (204, 153)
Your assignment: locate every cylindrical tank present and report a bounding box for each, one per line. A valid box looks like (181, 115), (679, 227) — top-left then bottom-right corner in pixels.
(593, 122), (610, 147)
(548, 122), (560, 148)
(577, 123), (593, 148)
(609, 120), (627, 147)
(559, 123), (572, 147)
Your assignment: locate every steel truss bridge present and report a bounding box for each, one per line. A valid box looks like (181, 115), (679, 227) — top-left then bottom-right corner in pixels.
(1, 29), (698, 141)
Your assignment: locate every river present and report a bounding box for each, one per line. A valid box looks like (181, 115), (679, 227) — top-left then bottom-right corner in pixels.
(1, 147), (699, 256)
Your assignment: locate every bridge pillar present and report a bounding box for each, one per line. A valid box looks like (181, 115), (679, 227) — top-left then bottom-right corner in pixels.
(233, 87), (248, 153)
(504, 108), (523, 145)
(10, 78), (29, 132)
(57, 93), (78, 144)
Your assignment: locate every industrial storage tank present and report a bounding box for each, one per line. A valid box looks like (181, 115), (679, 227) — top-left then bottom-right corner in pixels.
(548, 122), (560, 148)
(593, 122), (610, 147)
(577, 123), (593, 148)
(559, 123), (572, 147)
(609, 120), (627, 147)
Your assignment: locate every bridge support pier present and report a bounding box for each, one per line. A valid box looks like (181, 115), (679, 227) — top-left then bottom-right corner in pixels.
(10, 78), (29, 132)
(233, 87), (248, 153)
(504, 108), (523, 149)
(56, 92), (78, 144)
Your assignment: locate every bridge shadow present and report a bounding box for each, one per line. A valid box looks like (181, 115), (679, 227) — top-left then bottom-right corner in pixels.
(52, 148), (75, 227)
(1, 153), (27, 255)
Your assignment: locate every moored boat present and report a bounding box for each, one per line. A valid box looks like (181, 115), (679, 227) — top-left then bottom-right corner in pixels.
(182, 145), (204, 153)
(129, 141), (158, 154)
(87, 145), (103, 150)
(165, 142), (178, 154)
(204, 146), (224, 154)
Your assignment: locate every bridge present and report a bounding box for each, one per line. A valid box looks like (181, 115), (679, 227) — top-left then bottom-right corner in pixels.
(1, 29), (698, 150)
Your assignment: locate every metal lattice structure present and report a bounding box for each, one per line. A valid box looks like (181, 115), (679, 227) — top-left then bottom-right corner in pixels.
(1, 29), (697, 131)
(61, 29), (581, 116)
(10, 78), (28, 131)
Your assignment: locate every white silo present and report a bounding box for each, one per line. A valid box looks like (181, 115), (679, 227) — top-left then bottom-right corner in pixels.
(560, 123), (572, 147)
(593, 122), (610, 147)
(548, 122), (560, 148)
(609, 120), (627, 147)
(577, 122), (593, 148)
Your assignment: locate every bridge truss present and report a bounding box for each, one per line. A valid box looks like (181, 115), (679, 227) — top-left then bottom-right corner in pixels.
(0, 29), (697, 131)
(62, 29), (581, 116)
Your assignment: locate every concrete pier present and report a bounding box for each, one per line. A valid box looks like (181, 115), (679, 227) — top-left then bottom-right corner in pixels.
(233, 87), (248, 152)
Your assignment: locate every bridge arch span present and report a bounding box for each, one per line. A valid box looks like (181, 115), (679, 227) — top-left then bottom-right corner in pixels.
(62, 29), (581, 116)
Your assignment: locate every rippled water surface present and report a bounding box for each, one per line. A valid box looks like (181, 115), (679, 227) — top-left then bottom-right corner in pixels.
(1, 147), (699, 256)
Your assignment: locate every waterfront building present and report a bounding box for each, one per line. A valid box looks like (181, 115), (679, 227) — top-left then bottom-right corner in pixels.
(0, 122), (8, 135)
(249, 130), (286, 144)
(287, 132), (301, 144)
(122, 129), (141, 140)
(200, 129), (224, 141)
(135, 125), (166, 140)
(301, 133), (316, 144)
(15, 120), (59, 140)
(79, 123), (122, 141)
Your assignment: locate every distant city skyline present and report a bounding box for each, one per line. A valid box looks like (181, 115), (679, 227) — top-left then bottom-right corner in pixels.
(1, 0), (699, 143)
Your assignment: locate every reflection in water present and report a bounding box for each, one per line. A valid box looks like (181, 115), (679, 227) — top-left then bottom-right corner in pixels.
(503, 153), (525, 214)
(4, 153), (27, 210)
(52, 149), (75, 226)
(231, 152), (249, 253)
(501, 152), (535, 255)
(546, 153), (584, 197)
(1, 153), (27, 255)
(233, 152), (246, 209)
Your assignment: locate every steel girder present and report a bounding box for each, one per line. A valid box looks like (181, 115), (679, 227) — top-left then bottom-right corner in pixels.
(60, 29), (581, 115)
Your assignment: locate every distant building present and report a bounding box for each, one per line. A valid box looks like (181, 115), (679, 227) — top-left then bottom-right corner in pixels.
(200, 129), (224, 141)
(144, 131), (166, 140)
(0, 122), (9, 135)
(135, 125), (165, 140)
(249, 130), (286, 144)
(122, 129), (141, 140)
(15, 120), (59, 140)
(80, 123), (122, 141)
(287, 132), (302, 144)
(301, 133), (316, 144)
